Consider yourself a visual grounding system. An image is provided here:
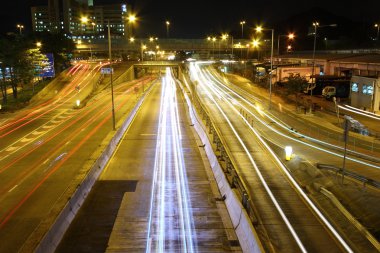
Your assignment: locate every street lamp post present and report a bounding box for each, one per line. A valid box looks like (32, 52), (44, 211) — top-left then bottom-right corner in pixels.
(17, 24), (24, 35)
(166, 21), (170, 38)
(277, 33), (294, 55)
(107, 20), (116, 130)
(240, 21), (246, 38)
(127, 14), (136, 38)
(141, 44), (146, 61)
(375, 24), (379, 41)
(311, 22), (337, 96)
(256, 26), (274, 109)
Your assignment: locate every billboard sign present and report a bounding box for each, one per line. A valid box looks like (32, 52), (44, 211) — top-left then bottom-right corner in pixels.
(39, 53), (55, 78)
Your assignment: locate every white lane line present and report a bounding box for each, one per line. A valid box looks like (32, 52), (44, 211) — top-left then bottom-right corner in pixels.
(8, 185), (18, 193)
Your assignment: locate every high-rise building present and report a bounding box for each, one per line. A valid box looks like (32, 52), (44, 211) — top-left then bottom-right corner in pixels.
(31, 0), (129, 37)
(31, 6), (50, 32)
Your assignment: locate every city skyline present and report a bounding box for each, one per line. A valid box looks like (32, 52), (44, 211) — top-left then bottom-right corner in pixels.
(1, 0), (379, 38)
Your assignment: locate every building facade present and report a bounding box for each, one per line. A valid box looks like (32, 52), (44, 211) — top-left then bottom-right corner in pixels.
(350, 76), (380, 113)
(31, 0), (129, 38)
(31, 6), (50, 32)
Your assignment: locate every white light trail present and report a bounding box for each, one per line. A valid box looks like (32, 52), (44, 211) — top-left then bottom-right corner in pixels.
(191, 63), (308, 253)
(201, 66), (380, 170)
(146, 68), (196, 253)
(339, 104), (380, 121)
(192, 62), (354, 252)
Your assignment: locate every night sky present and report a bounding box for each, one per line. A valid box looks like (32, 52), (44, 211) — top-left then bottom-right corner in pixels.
(1, 0), (379, 38)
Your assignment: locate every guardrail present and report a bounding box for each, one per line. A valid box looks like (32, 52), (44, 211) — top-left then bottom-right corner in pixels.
(177, 70), (265, 252)
(316, 163), (380, 188)
(178, 69), (271, 244)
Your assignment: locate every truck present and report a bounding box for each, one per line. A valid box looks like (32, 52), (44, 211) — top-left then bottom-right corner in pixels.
(273, 66), (319, 86)
(304, 75), (350, 96)
(321, 80), (350, 99)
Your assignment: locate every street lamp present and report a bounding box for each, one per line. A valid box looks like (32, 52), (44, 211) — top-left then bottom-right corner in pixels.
(36, 42), (42, 48)
(277, 33), (294, 55)
(311, 22), (337, 96)
(17, 24), (24, 35)
(91, 22), (96, 33)
(166, 21), (170, 38)
(240, 21), (246, 38)
(127, 14), (136, 37)
(375, 24), (379, 41)
(256, 26), (274, 109)
(220, 33), (229, 59)
(207, 36), (216, 58)
(141, 44), (147, 61)
(107, 20), (116, 130)
(80, 17), (88, 35)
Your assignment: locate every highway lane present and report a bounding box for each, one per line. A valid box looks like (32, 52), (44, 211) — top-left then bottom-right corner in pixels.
(214, 71), (380, 178)
(57, 68), (241, 252)
(0, 63), (152, 252)
(189, 61), (368, 252)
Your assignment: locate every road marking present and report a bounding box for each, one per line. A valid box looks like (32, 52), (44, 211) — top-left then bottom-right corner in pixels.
(8, 185), (18, 193)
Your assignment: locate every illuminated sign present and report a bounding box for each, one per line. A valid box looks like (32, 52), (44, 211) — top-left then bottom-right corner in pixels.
(39, 53), (55, 78)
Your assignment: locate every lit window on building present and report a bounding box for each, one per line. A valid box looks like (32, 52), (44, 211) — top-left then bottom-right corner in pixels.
(351, 83), (358, 92)
(367, 85), (373, 95)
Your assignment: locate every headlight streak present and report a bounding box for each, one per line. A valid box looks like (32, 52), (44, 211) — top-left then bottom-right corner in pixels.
(192, 63), (308, 253)
(146, 68), (195, 253)
(194, 62), (354, 252)
(0, 64), (102, 138)
(339, 104), (380, 121)
(202, 66), (380, 170)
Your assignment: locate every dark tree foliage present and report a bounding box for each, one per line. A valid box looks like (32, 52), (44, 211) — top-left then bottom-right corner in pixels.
(33, 32), (75, 74)
(284, 73), (309, 107)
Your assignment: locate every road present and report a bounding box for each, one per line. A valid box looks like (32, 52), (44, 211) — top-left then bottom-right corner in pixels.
(188, 62), (379, 252)
(0, 61), (151, 253)
(56, 68), (241, 252)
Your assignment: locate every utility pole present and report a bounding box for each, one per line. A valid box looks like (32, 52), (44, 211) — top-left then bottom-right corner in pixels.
(108, 20), (116, 130)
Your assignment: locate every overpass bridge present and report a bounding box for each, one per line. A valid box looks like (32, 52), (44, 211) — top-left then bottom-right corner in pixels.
(75, 38), (269, 59)
(133, 61), (182, 78)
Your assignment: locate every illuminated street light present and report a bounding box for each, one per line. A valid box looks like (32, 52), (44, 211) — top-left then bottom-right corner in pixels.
(141, 44), (147, 61)
(107, 20), (116, 130)
(81, 17), (88, 23)
(36, 42), (42, 47)
(127, 14), (136, 37)
(277, 33), (295, 55)
(80, 17), (88, 35)
(240, 20), (246, 38)
(166, 20), (170, 38)
(129, 37), (135, 43)
(91, 22), (96, 32)
(207, 36), (217, 59)
(375, 24), (379, 41)
(256, 26), (274, 109)
(17, 24), (24, 35)
(311, 22), (337, 96)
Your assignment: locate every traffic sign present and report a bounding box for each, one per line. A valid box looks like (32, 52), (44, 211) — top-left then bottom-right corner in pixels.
(101, 67), (113, 74)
